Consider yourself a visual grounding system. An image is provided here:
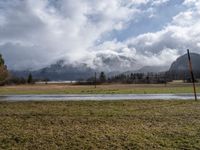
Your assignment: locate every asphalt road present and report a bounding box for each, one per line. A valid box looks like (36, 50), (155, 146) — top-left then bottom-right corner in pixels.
(0, 94), (199, 101)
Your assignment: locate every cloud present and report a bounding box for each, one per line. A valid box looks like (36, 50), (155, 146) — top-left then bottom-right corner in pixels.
(0, 0), (141, 70)
(0, 0), (200, 72)
(183, 0), (200, 6)
(151, 0), (169, 6)
(90, 0), (200, 69)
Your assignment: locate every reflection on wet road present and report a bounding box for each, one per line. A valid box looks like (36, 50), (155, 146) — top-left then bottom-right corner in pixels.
(0, 94), (199, 101)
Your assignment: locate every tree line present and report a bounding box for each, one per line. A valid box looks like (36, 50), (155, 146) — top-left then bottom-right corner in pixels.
(85, 71), (169, 85)
(85, 70), (200, 85)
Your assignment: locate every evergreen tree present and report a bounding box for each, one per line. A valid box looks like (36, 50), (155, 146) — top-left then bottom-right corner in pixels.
(27, 73), (33, 84)
(0, 54), (8, 84)
(0, 54), (4, 65)
(99, 72), (106, 83)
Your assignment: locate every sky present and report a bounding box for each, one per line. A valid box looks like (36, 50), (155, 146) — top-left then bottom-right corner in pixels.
(0, 0), (200, 71)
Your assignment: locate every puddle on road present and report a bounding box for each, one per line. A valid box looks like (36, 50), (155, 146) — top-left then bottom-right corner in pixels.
(0, 94), (199, 101)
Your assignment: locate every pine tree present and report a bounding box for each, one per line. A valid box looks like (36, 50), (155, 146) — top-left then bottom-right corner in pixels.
(0, 54), (8, 84)
(99, 72), (106, 83)
(0, 54), (4, 65)
(27, 73), (33, 84)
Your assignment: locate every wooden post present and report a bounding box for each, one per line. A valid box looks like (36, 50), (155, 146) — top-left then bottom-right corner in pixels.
(187, 49), (197, 101)
(94, 72), (96, 88)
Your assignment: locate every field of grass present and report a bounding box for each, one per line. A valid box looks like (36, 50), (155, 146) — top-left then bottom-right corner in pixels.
(0, 100), (200, 149)
(0, 83), (200, 95)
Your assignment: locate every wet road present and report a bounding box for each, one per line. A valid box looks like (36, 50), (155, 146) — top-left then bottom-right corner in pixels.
(0, 94), (199, 101)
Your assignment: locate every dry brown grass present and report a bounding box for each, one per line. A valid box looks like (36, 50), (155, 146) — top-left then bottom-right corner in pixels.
(1, 100), (200, 149)
(0, 83), (200, 94)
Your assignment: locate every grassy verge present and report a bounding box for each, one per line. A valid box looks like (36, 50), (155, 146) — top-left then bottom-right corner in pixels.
(0, 83), (200, 95)
(0, 100), (200, 149)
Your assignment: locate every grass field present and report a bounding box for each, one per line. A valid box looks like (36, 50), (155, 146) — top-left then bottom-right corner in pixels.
(0, 83), (200, 95)
(0, 100), (200, 149)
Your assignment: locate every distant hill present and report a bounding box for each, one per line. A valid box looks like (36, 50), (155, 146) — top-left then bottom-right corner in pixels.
(135, 65), (168, 73)
(11, 60), (95, 81)
(123, 65), (169, 75)
(11, 53), (200, 81)
(10, 53), (137, 80)
(10, 62), (169, 81)
(168, 53), (200, 80)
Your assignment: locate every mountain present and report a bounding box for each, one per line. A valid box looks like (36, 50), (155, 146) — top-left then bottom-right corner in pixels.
(12, 53), (200, 81)
(135, 65), (168, 73)
(11, 60), (96, 81)
(169, 53), (200, 72)
(168, 53), (200, 79)
(93, 52), (137, 72)
(10, 60), (169, 81)
(10, 53), (137, 80)
(123, 65), (169, 75)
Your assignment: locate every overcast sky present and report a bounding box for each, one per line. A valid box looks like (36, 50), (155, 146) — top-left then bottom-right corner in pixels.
(0, 0), (200, 71)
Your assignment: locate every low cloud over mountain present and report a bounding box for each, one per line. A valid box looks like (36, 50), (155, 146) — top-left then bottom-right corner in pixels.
(0, 0), (200, 71)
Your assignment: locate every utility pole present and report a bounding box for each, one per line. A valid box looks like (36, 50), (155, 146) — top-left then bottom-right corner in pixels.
(94, 72), (96, 88)
(187, 49), (197, 101)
